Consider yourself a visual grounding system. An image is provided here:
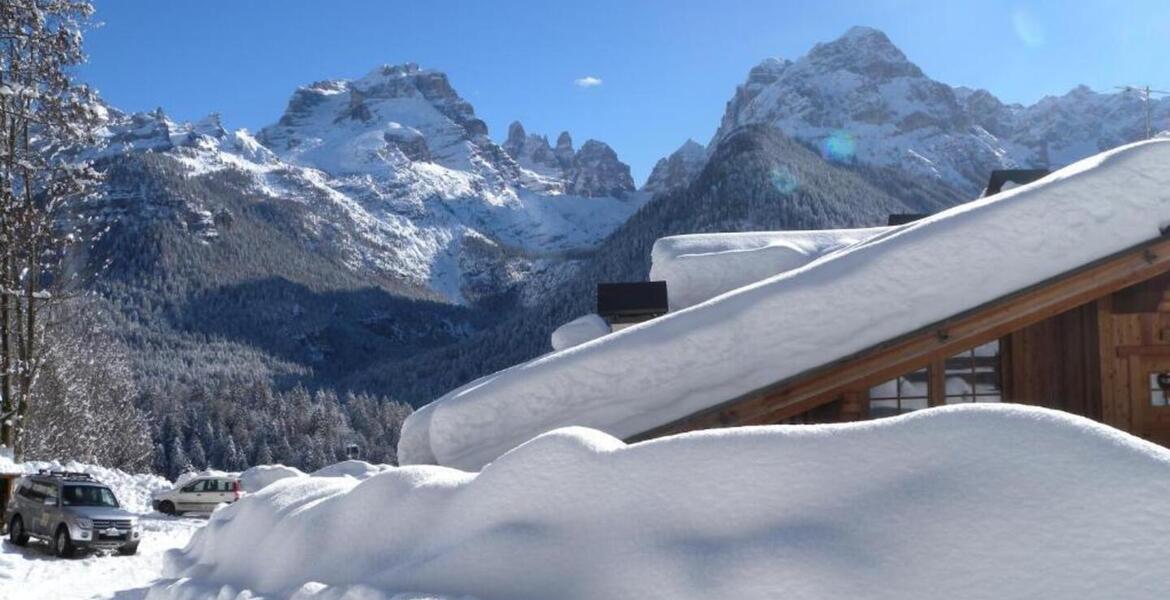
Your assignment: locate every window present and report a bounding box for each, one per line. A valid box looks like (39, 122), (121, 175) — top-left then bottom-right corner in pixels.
(868, 341), (1003, 419)
(1151, 373), (1169, 407)
(869, 368), (929, 418)
(944, 341), (1002, 404)
(62, 485), (119, 508)
(33, 482), (58, 503)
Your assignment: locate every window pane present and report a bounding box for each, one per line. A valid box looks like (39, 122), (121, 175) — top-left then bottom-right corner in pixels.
(1152, 373), (1169, 407)
(869, 380), (899, 400)
(901, 397), (928, 411)
(870, 368), (929, 418)
(944, 341), (1001, 403)
(870, 399), (899, 418)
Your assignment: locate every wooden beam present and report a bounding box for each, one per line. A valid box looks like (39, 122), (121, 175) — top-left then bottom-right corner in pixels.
(1116, 345), (1170, 358)
(629, 235), (1170, 442)
(928, 358), (946, 407)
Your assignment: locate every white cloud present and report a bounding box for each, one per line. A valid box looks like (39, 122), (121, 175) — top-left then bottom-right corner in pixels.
(573, 76), (603, 88)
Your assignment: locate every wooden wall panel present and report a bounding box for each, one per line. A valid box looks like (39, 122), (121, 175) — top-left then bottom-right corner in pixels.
(1101, 287), (1170, 436)
(1001, 302), (1101, 420)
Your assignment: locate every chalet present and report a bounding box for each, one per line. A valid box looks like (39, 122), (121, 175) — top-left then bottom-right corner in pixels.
(399, 139), (1170, 471)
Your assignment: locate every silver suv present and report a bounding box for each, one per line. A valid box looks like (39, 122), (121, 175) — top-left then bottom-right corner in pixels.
(4, 471), (141, 557)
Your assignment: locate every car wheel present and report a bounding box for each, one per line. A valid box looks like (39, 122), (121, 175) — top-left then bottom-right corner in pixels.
(159, 500), (175, 515)
(54, 526), (76, 558)
(8, 516), (28, 546)
(118, 542), (139, 556)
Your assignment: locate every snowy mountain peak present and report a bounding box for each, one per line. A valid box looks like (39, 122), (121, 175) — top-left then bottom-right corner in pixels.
(256, 62), (503, 179)
(805, 26), (920, 78)
(713, 26), (1167, 195)
(555, 130), (573, 151)
(676, 138), (705, 157)
(505, 120), (528, 147)
(192, 113), (227, 139)
(567, 139), (635, 197)
(643, 138), (707, 195)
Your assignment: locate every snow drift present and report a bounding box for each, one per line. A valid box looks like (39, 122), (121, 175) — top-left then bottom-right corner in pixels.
(311, 460), (391, 479)
(650, 228), (889, 310)
(550, 314), (612, 351)
(15, 460), (172, 514)
(401, 139), (1170, 471)
(239, 464), (306, 492)
(151, 406), (1170, 599)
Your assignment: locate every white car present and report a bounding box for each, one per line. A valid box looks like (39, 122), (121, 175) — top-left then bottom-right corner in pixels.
(152, 476), (243, 515)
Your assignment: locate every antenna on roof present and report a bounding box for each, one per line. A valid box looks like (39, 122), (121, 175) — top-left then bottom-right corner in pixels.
(1115, 85), (1170, 140)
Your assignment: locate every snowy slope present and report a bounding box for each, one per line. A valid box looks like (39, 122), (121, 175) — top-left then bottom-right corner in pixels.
(650, 228), (889, 310)
(400, 139), (1170, 471)
(154, 405), (1170, 600)
(13, 460), (174, 514)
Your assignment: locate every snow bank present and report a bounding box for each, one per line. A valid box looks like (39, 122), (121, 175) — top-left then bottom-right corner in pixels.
(311, 460), (391, 479)
(239, 464), (306, 492)
(17, 460), (172, 514)
(650, 228), (888, 310)
(402, 139), (1170, 470)
(550, 313), (611, 351)
(151, 406), (1170, 600)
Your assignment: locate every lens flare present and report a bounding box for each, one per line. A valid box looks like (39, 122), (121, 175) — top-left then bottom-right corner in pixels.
(822, 130), (856, 163)
(770, 166), (799, 194)
(1011, 7), (1046, 48)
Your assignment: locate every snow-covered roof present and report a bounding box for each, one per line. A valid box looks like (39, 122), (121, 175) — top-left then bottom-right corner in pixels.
(400, 139), (1170, 471)
(650, 228), (890, 310)
(159, 406), (1170, 599)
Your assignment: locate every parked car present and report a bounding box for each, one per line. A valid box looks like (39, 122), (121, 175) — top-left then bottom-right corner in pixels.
(152, 475), (243, 515)
(4, 471), (141, 557)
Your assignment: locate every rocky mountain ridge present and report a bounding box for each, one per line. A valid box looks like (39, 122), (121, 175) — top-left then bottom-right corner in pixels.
(502, 121), (636, 197)
(698, 26), (1169, 196)
(81, 63), (646, 308)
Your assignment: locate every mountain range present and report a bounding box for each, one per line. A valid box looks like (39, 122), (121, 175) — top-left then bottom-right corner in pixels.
(64, 27), (1170, 467)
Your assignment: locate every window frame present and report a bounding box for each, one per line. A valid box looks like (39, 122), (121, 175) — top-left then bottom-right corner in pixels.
(868, 339), (1004, 419)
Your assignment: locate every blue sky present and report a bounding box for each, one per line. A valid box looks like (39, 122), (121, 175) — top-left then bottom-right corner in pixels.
(82, 0), (1170, 183)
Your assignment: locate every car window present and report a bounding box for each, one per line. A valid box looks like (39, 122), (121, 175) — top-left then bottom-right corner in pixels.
(33, 482), (57, 501)
(61, 485), (119, 508)
(182, 481), (201, 493)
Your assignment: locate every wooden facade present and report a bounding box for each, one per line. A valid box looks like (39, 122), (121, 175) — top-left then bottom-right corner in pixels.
(629, 234), (1170, 449)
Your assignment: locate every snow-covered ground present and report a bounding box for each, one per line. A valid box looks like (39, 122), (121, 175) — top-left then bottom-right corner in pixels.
(149, 405), (1170, 599)
(0, 459), (403, 599)
(0, 461), (205, 600)
(1, 515), (204, 600)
